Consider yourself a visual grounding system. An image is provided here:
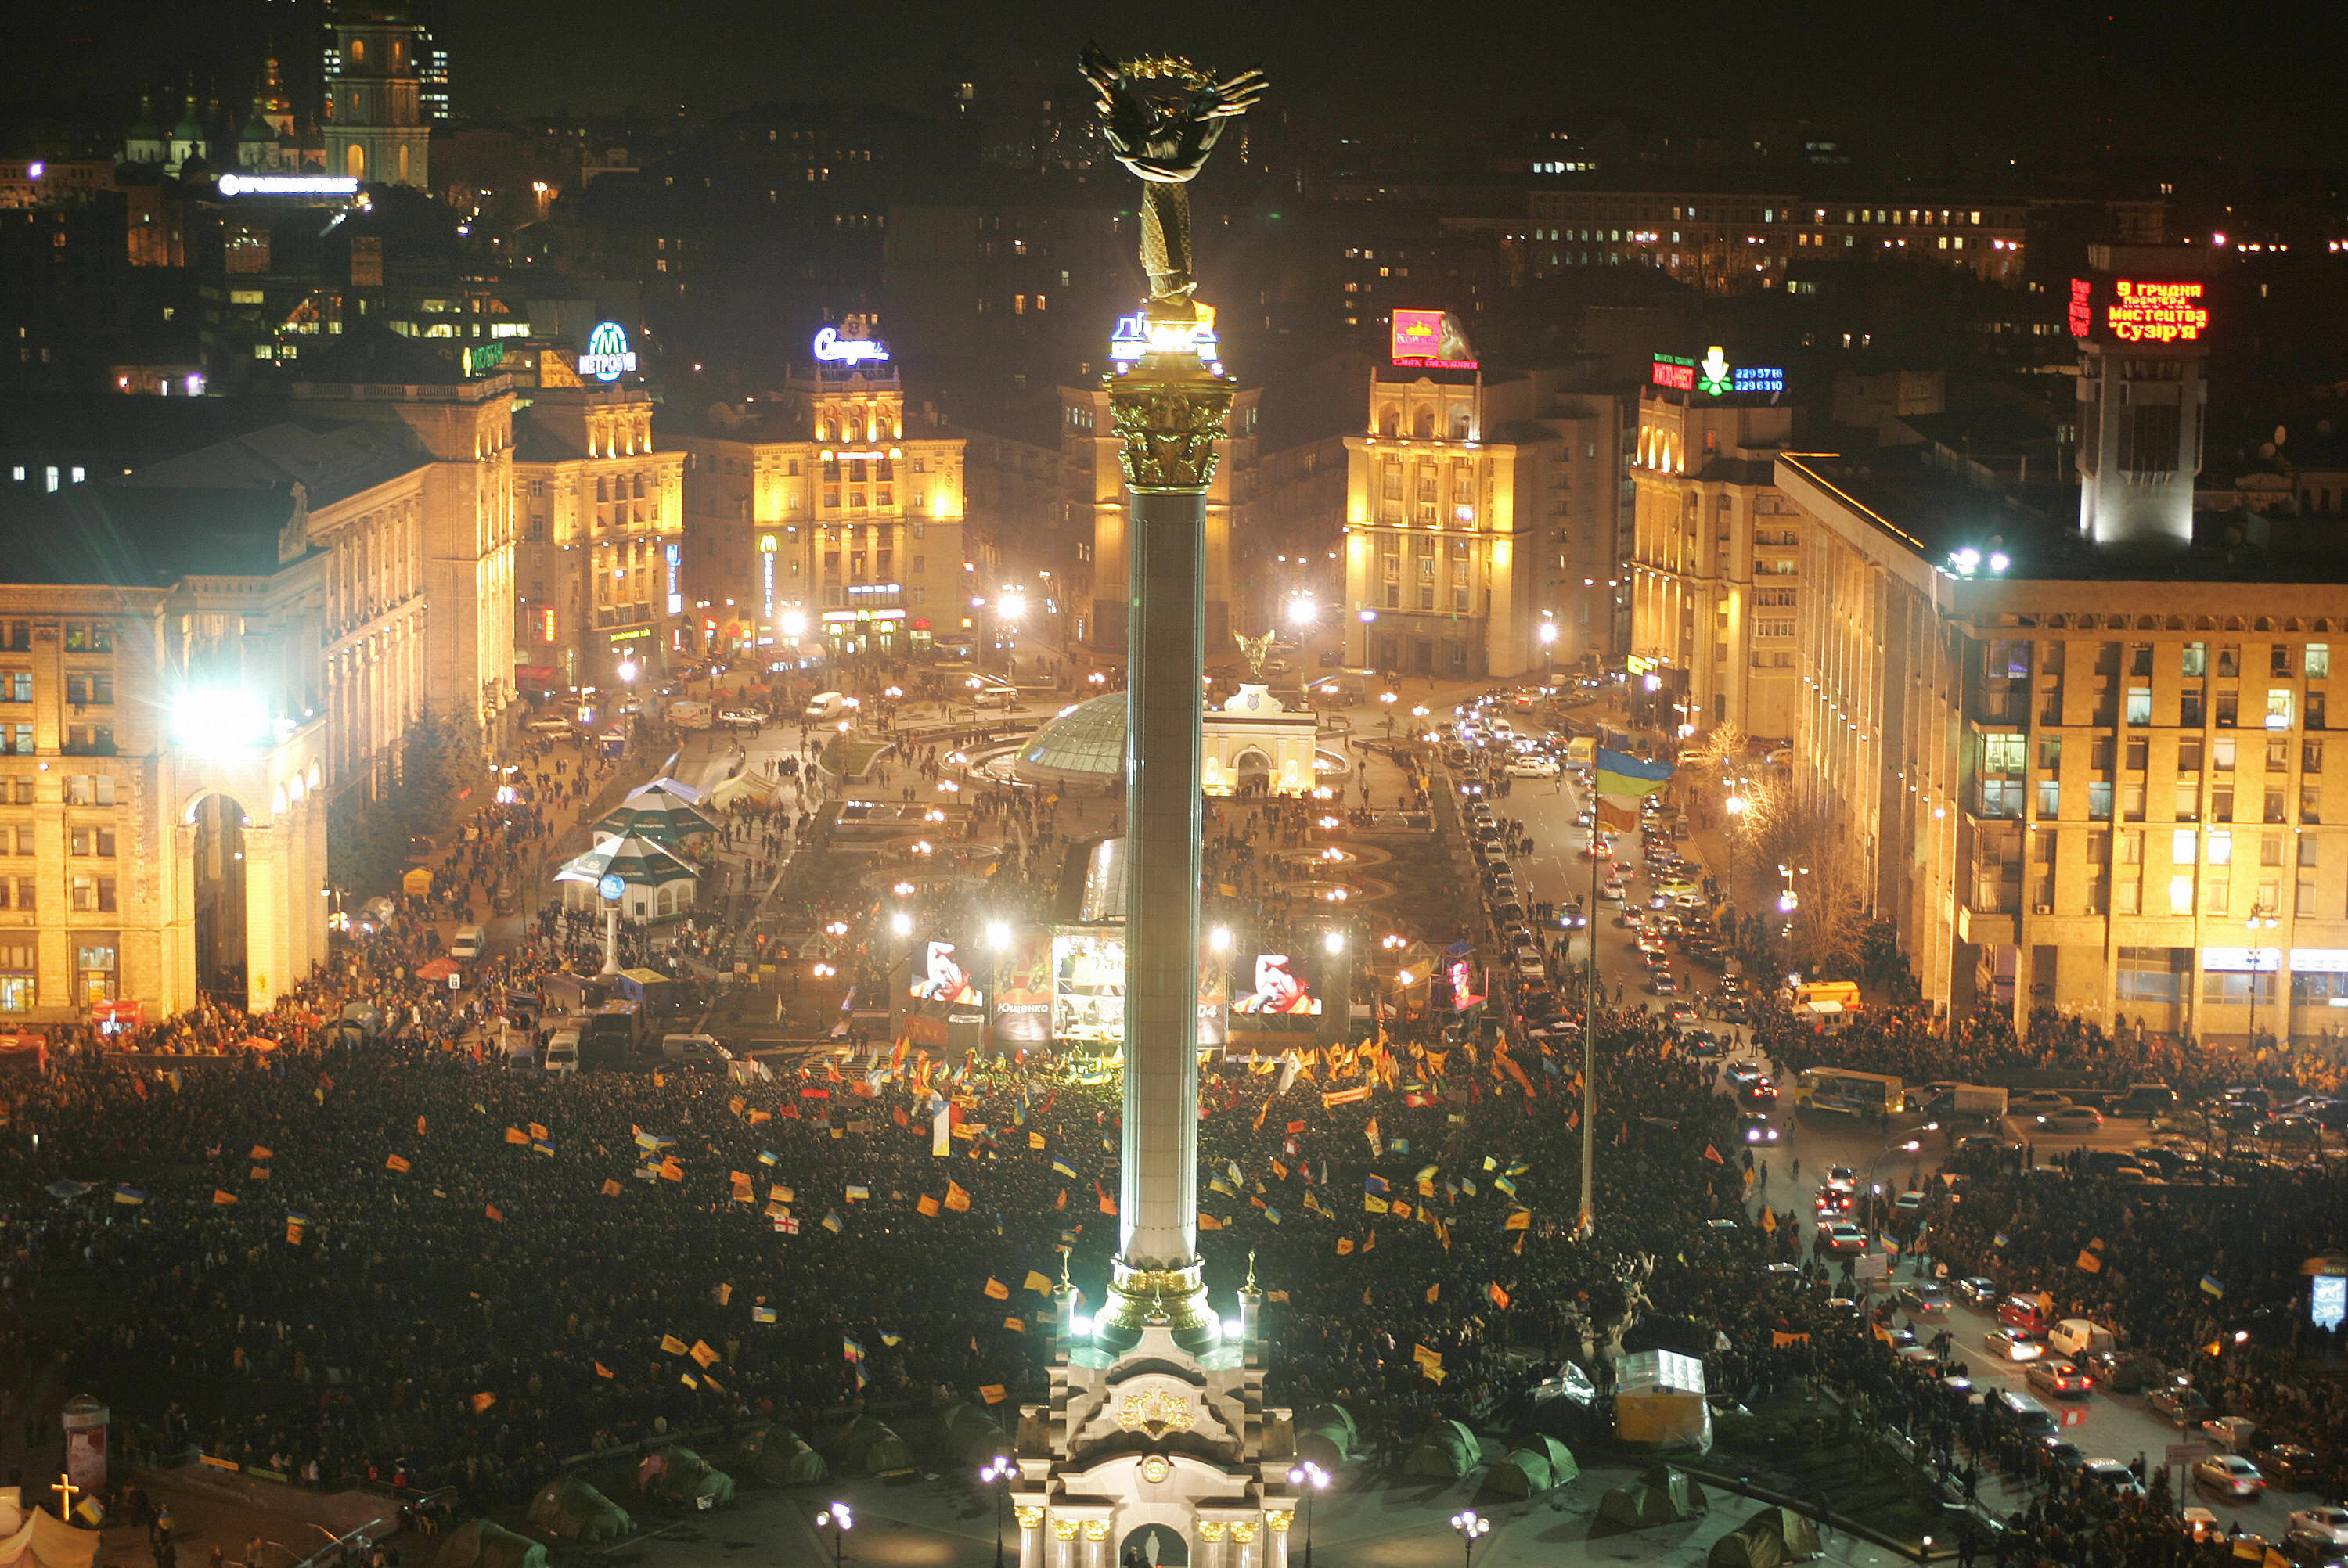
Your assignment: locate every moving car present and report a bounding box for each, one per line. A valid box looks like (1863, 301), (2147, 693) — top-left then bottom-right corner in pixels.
(1895, 1282), (1952, 1318)
(1953, 1276), (1998, 1309)
(804, 691), (851, 719)
(1737, 1112), (1780, 1145)
(2026, 1358), (2094, 1398)
(2288, 1507), (2348, 1545)
(718, 706), (769, 728)
(2080, 1459), (2145, 1498)
(2037, 1105), (2105, 1131)
(449, 924), (487, 962)
(1824, 1165), (1859, 1195)
(1506, 756), (1560, 778)
(1984, 1329), (2047, 1363)
(2194, 1455), (2265, 1499)
(524, 713), (575, 735)
(1824, 1222), (1867, 1253)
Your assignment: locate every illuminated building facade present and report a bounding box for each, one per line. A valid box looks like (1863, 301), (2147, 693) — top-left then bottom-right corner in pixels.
(1522, 190), (2065, 293)
(513, 340), (686, 686)
(1694, 441), (2348, 1045)
(675, 323), (967, 660)
(322, 2), (431, 189)
(0, 485), (330, 1023)
(1339, 360), (1621, 678)
(1627, 364), (1800, 739)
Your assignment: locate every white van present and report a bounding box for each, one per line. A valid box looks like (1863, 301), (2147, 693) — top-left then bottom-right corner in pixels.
(499, 1023), (539, 1072)
(450, 924), (487, 961)
(542, 1029), (580, 1077)
(804, 691), (848, 721)
(2048, 1319), (2116, 1358)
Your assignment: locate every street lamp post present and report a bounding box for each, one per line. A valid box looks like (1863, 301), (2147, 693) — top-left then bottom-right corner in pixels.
(815, 1502), (852, 1567)
(1286, 1462), (1330, 1568)
(1538, 619), (1558, 686)
(2244, 903), (2279, 1048)
(980, 1456), (1015, 1568)
(1449, 1508), (1490, 1568)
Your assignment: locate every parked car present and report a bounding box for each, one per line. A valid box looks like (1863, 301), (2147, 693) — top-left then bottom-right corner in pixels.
(2150, 1385), (2214, 1426)
(2194, 1455), (2265, 1499)
(1895, 1282), (1952, 1318)
(1954, 1276), (1999, 1309)
(718, 706), (769, 728)
(2083, 1348), (2156, 1394)
(2080, 1459), (2145, 1497)
(2289, 1507), (2348, 1545)
(524, 713), (575, 735)
(2259, 1444), (2325, 1491)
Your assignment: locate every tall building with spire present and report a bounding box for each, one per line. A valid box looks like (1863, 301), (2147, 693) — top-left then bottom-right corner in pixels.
(322, 2), (430, 189)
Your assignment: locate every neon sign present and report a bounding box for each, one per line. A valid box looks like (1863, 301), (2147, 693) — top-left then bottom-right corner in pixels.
(1390, 308), (1477, 369)
(580, 321), (636, 382)
(2105, 279), (2209, 343)
(1652, 347), (1784, 397)
(217, 174), (360, 196)
(2067, 278), (2094, 338)
(812, 326), (891, 365)
(664, 542), (682, 616)
(1110, 313), (1221, 368)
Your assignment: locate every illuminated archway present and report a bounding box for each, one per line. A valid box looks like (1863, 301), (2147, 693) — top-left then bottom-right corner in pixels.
(345, 142), (365, 179)
(189, 793), (250, 1009)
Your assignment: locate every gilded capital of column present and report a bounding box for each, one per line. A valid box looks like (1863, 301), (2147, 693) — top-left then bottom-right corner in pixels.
(1014, 1506), (1046, 1530)
(1229, 1521), (1259, 1545)
(1082, 1521), (1111, 1542)
(1196, 1523), (1227, 1544)
(1266, 1512), (1293, 1534)
(1052, 1518), (1083, 1541)
(1110, 382), (1233, 494)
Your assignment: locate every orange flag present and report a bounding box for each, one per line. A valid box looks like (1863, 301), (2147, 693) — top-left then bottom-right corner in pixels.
(983, 1277), (1010, 1300)
(1425, 1282), (1440, 1304)
(945, 1181), (971, 1212)
(470, 1392), (496, 1413)
(1096, 1179), (1118, 1216)
(416, 1116), (427, 1137)
(384, 1154), (412, 1174)
(593, 1361), (614, 1379)
(485, 1204), (504, 1222)
(1487, 1281), (1511, 1310)
(505, 1127), (530, 1145)
(917, 1194), (942, 1217)
(601, 1178), (623, 1197)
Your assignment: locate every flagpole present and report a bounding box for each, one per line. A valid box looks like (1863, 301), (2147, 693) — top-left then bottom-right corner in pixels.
(1578, 784), (1599, 1242)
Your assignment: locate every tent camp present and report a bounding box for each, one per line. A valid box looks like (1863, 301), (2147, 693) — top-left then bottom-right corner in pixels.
(525, 1478), (633, 1543)
(837, 1416), (915, 1476)
(0, 1505), (99, 1568)
(1402, 1419), (1482, 1480)
(432, 1521), (547, 1568)
(734, 1426), (829, 1487)
(641, 1448), (735, 1509)
(942, 1404), (1013, 1467)
(1482, 1437), (1579, 1499)
(1596, 1467), (1708, 1530)
(1705, 1506), (1823, 1567)
(1300, 1404), (1357, 1454)
(1293, 1421), (1349, 1471)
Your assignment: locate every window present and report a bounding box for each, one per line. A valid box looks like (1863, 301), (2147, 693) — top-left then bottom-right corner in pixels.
(2125, 736), (2148, 771)
(63, 672), (112, 707)
(2218, 645), (2239, 677)
(1983, 733), (2026, 774)
(2302, 783), (2322, 825)
(2126, 687), (2151, 725)
(68, 827), (114, 857)
(2311, 691), (2328, 730)
(2119, 830), (2142, 865)
(68, 875), (115, 912)
(2212, 784), (2235, 822)
(2299, 879), (2321, 917)
(2266, 789), (2287, 824)
(2123, 783), (2145, 822)
(2181, 690), (2204, 726)
(2038, 780), (2061, 817)
(2206, 829), (2231, 865)
(2038, 737), (2063, 771)
(2217, 691), (2238, 728)
(2273, 645), (2295, 678)
(2087, 782), (2112, 820)
(0, 939), (29, 1012)
(0, 674), (26, 703)
(2267, 738), (2290, 771)
(2180, 642), (2206, 676)
(2308, 643), (2331, 677)
(61, 623), (112, 653)
(2177, 738), (2202, 772)
(2173, 829), (2198, 865)
(2201, 972), (2275, 1007)
(2267, 689), (2294, 730)
(2173, 782), (2199, 822)
(1, 726), (31, 756)
(2168, 874), (2195, 915)
(2214, 736), (2236, 771)
(2130, 643), (2153, 677)
(1979, 780), (2026, 818)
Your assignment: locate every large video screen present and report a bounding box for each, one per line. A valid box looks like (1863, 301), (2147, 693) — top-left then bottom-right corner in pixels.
(992, 929), (1054, 1045)
(1230, 951), (1321, 1032)
(1052, 931), (1125, 1045)
(910, 938), (985, 1006)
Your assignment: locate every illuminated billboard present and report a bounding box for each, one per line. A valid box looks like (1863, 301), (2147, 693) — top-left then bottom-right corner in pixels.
(1653, 347), (1784, 397)
(992, 929), (1053, 1044)
(1391, 309), (1478, 370)
(580, 321), (636, 382)
(2069, 278), (2211, 345)
(910, 940), (984, 1007)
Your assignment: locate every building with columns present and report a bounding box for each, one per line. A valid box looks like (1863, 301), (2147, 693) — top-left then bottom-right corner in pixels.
(1627, 371), (1800, 740)
(1340, 365), (1621, 679)
(514, 354), (686, 686)
(323, 2), (431, 189)
(673, 324), (967, 661)
(0, 484), (330, 1023)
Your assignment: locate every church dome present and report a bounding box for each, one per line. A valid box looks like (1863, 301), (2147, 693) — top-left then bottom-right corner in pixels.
(1014, 694), (1126, 783)
(128, 96), (161, 142)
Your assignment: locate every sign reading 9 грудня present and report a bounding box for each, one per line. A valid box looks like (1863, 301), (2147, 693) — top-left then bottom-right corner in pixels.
(2071, 277), (2211, 345)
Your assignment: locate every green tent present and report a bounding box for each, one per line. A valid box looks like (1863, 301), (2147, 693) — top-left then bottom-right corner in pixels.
(648, 1447), (736, 1507)
(1705, 1507), (1821, 1567)
(525, 1478), (633, 1543)
(1300, 1403), (1356, 1452)
(1483, 1437), (1577, 1500)
(433, 1522), (547, 1568)
(1597, 1466), (1707, 1530)
(1402, 1419), (1481, 1480)
(734, 1426), (829, 1488)
(1294, 1422), (1349, 1471)
(942, 1403), (1013, 1467)
(840, 1415), (915, 1476)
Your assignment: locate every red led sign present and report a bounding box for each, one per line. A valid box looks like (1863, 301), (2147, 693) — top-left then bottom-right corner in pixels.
(1651, 355), (1696, 391)
(2104, 279), (2209, 344)
(2067, 278), (2094, 338)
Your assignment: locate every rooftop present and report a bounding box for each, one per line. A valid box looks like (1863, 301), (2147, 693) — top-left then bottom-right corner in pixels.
(115, 421), (427, 509)
(0, 485), (306, 588)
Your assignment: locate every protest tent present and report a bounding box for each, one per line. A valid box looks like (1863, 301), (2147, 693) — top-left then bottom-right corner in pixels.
(431, 1521), (546, 1568)
(643, 1448), (734, 1507)
(941, 1403), (1012, 1466)
(1299, 1403), (1356, 1453)
(1596, 1466), (1708, 1530)
(1704, 1506), (1823, 1567)
(1401, 1419), (1481, 1480)
(834, 1416), (914, 1476)
(1482, 1436), (1578, 1499)
(525, 1478), (632, 1543)
(0, 1507), (99, 1568)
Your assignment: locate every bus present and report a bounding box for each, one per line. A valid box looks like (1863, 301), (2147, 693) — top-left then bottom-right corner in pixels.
(1795, 1068), (1905, 1120)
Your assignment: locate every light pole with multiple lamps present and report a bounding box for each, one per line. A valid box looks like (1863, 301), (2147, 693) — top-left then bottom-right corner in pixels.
(1287, 1461), (1330, 1568)
(814, 1502), (852, 1567)
(1449, 1508), (1491, 1568)
(979, 1455), (1015, 1568)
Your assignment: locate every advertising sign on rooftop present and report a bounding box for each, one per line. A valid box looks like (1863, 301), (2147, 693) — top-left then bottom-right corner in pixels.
(2069, 277), (2211, 345)
(580, 321), (636, 383)
(1391, 309), (1478, 370)
(1653, 347), (1784, 397)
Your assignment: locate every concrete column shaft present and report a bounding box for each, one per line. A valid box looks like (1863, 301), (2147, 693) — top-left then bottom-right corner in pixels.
(1121, 486), (1205, 1268)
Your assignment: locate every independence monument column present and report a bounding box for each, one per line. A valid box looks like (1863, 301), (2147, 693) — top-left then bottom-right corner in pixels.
(1008, 50), (1296, 1568)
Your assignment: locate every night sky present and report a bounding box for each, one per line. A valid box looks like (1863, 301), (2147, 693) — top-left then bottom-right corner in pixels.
(20, 0), (2348, 167)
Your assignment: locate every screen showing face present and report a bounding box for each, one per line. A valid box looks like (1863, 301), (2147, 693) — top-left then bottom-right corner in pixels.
(912, 940), (984, 1005)
(1233, 953), (1320, 1016)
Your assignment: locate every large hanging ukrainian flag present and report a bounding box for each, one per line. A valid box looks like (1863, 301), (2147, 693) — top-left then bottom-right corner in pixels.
(1594, 748), (1673, 830)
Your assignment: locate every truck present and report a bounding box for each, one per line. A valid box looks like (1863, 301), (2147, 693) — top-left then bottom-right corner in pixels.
(666, 699), (714, 730)
(1922, 1084), (2010, 1120)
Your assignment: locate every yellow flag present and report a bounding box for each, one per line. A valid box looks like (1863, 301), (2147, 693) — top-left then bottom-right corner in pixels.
(1761, 1207), (1778, 1233)
(983, 1277), (1010, 1300)
(1028, 1132), (1046, 1149)
(689, 1339), (718, 1368)
(1425, 1282), (1439, 1304)
(1003, 1317), (1026, 1332)
(1504, 1209), (1532, 1231)
(659, 1334), (688, 1356)
(1024, 1271), (1053, 1294)
(980, 1384), (1007, 1404)
(1338, 1238), (1356, 1256)
(945, 1181), (972, 1212)
(917, 1194), (942, 1217)
(1364, 1194), (1390, 1214)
